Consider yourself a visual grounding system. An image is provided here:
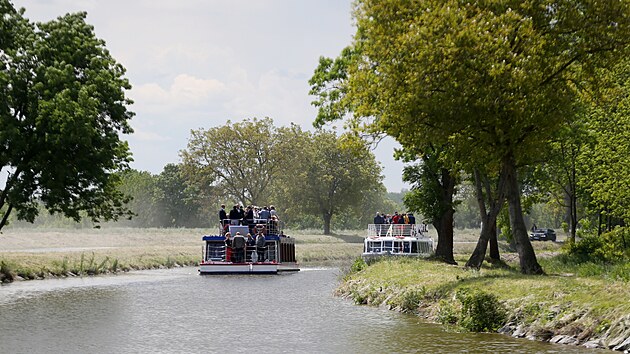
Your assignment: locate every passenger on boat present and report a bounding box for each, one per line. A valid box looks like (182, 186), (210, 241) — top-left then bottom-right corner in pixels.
(269, 205), (277, 218)
(374, 212), (385, 236)
(246, 233), (255, 261)
(232, 232), (246, 263)
(245, 206), (254, 225)
(229, 205), (241, 225)
(269, 215), (279, 235)
(219, 204), (228, 227)
(392, 212), (401, 224)
(258, 206), (271, 220)
(224, 232), (232, 262)
(255, 232), (266, 262)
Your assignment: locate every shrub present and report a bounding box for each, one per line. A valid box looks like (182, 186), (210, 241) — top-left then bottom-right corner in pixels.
(0, 261), (16, 283)
(350, 257), (367, 273)
(565, 227), (629, 264)
(399, 287), (426, 312)
(437, 299), (459, 325)
(456, 289), (507, 332)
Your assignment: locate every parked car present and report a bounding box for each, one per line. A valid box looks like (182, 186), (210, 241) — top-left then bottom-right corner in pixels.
(529, 228), (557, 242)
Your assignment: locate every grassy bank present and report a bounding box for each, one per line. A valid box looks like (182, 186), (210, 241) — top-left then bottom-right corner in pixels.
(338, 256), (630, 351)
(0, 227), (364, 281)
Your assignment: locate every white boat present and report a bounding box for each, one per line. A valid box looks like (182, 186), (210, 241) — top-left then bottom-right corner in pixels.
(362, 223), (434, 262)
(199, 219), (299, 275)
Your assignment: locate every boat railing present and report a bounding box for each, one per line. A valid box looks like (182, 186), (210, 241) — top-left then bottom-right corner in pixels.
(367, 224), (428, 238)
(364, 238), (434, 255)
(219, 219), (283, 237)
(203, 243), (277, 263)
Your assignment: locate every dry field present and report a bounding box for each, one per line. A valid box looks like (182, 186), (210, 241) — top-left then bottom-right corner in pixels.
(0, 226), (562, 280)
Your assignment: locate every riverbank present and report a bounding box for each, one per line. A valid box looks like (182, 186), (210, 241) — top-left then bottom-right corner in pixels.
(0, 227), (364, 282)
(337, 256), (630, 352)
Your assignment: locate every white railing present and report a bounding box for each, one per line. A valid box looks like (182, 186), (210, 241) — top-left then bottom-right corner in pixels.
(204, 243), (277, 263)
(367, 224), (428, 238)
(363, 238), (433, 255)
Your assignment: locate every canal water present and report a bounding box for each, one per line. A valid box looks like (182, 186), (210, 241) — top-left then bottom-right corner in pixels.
(0, 268), (605, 353)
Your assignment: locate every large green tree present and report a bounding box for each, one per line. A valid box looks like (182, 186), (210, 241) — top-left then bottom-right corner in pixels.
(402, 149), (459, 264)
(1, 5), (134, 231)
(180, 117), (296, 207)
(154, 163), (204, 228)
(315, 0), (630, 274)
(579, 62), (630, 229)
(283, 131), (383, 235)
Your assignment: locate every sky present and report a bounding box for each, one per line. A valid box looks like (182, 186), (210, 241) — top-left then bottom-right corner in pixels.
(12, 0), (410, 192)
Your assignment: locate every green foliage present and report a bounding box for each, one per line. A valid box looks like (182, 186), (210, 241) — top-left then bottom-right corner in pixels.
(350, 257), (367, 274)
(456, 289), (507, 333)
(403, 153), (458, 225)
(1, 5), (134, 231)
(399, 287), (426, 313)
(578, 61), (630, 226)
(181, 117), (293, 207)
(564, 227), (629, 264)
(437, 299), (459, 325)
(280, 131), (384, 235)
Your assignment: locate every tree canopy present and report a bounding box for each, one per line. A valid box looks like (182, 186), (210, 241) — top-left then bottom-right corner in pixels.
(309, 0), (630, 273)
(281, 130), (384, 235)
(1, 3), (134, 230)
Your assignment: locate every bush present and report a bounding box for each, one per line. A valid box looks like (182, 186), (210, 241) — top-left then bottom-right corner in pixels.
(456, 289), (507, 332)
(399, 287), (426, 312)
(0, 261), (16, 283)
(350, 257), (367, 273)
(437, 299), (459, 325)
(565, 227), (629, 264)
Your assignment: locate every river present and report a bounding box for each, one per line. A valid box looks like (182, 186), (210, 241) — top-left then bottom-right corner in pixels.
(0, 267), (606, 353)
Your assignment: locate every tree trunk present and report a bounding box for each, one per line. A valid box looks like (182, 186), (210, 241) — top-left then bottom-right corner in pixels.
(434, 167), (457, 264)
(489, 221), (500, 260)
(504, 153), (544, 275)
(0, 204), (13, 231)
(323, 213), (332, 235)
(466, 168), (505, 269)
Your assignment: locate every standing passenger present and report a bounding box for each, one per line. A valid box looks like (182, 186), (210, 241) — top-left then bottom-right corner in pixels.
(224, 232), (232, 262)
(255, 232), (266, 262)
(219, 204), (227, 228)
(232, 232), (246, 263)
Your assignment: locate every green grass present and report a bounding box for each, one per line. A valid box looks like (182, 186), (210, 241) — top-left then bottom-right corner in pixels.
(338, 256), (630, 343)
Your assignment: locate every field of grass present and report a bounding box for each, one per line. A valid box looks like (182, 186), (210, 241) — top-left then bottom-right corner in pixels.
(0, 226), (570, 281)
(0, 227), (371, 281)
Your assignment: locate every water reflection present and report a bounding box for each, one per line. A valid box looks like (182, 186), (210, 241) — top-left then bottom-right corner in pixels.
(0, 268), (605, 353)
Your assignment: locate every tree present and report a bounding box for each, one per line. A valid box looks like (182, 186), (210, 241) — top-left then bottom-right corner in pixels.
(402, 150), (459, 264)
(117, 169), (159, 227)
(465, 167), (507, 269)
(284, 131), (383, 235)
(579, 62), (630, 229)
(180, 117), (294, 207)
(316, 0), (630, 274)
(1, 6), (134, 231)
(154, 163), (204, 228)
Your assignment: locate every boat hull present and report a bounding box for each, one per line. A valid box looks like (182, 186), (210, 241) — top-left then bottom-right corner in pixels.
(199, 263), (278, 274)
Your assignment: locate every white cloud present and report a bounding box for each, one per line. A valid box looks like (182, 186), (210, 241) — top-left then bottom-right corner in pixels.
(13, 0), (409, 191)
(131, 74), (226, 107)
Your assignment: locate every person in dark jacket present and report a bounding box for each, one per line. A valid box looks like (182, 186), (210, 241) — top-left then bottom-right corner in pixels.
(255, 232), (266, 262)
(229, 205), (240, 225)
(374, 212), (385, 236)
(219, 204), (227, 228)
(232, 232), (246, 263)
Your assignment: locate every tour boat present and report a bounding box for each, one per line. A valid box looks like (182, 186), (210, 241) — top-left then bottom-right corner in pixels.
(199, 219), (299, 275)
(362, 223), (434, 262)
